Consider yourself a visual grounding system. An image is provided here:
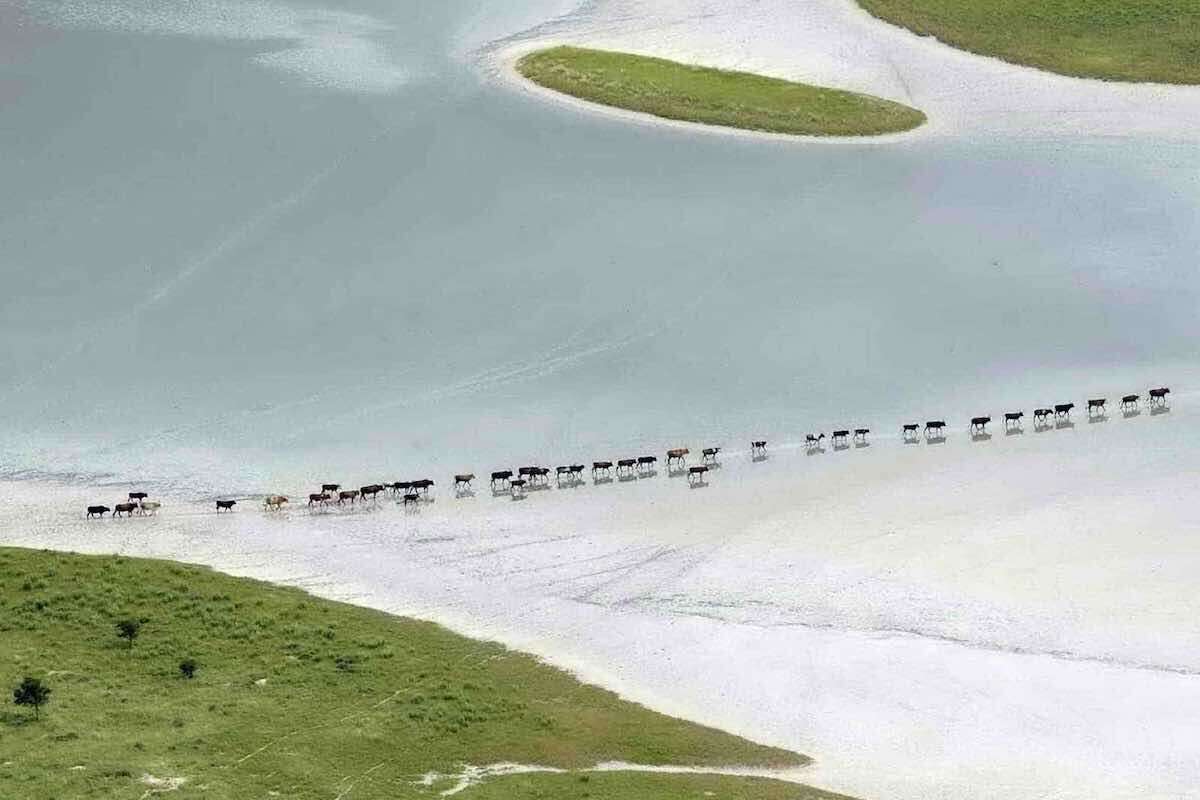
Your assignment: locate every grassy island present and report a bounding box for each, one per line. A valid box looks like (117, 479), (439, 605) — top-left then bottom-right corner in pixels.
(857, 0), (1200, 84)
(516, 46), (926, 137)
(0, 547), (857, 800)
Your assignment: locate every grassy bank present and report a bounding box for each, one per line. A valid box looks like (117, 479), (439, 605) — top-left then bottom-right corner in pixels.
(516, 46), (925, 137)
(0, 547), (856, 799)
(857, 0), (1200, 84)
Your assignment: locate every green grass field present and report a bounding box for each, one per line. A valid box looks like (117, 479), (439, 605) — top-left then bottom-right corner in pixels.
(0, 547), (857, 800)
(516, 46), (925, 136)
(857, 0), (1200, 84)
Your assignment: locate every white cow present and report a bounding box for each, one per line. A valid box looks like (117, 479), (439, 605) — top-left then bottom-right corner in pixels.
(264, 495), (289, 511)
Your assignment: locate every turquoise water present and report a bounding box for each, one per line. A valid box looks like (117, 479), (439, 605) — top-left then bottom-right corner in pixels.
(1, 0), (1197, 493)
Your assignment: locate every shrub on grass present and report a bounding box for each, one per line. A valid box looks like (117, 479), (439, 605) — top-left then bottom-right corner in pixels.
(116, 618), (142, 649)
(179, 658), (197, 679)
(13, 676), (51, 719)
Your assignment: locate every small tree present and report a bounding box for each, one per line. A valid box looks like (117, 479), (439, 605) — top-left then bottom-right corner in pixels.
(13, 676), (51, 720)
(179, 658), (197, 679)
(116, 618), (142, 649)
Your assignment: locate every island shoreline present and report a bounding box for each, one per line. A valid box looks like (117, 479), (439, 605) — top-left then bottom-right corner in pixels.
(488, 40), (938, 146)
(475, 0), (1200, 143)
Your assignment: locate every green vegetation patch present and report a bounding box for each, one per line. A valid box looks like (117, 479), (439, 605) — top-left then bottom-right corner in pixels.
(469, 771), (860, 799)
(0, 547), (852, 800)
(857, 0), (1200, 84)
(516, 46), (925, 136)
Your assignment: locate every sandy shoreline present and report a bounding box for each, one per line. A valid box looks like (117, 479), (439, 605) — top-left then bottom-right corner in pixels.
(4, 390), (1199, 800)
(478, 0), (1200, 142)
(490, 41), (931, 146)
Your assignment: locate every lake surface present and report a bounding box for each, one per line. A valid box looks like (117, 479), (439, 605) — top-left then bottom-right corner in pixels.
(2, 0), (1197, 493)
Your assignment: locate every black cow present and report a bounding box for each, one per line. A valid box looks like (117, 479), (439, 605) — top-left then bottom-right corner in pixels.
(518, 467), (548, 485)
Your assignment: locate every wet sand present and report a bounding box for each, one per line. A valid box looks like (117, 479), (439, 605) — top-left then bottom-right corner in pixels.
(4, 392), (1198, 800)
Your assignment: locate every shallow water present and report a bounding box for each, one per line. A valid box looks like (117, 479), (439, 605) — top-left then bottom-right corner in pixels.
(2, 1), (1199, 798)
(2, 0), (1198, 492)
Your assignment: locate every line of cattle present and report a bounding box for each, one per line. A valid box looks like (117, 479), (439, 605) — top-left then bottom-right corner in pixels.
(262, 445), (734, 512)
(487, 443), (736, 498)
(903, 388), (1169, 442)
(84, 387), (1170, 517)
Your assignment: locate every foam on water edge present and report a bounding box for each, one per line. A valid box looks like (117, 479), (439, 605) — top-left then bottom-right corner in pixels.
(20, 0), (408, 92)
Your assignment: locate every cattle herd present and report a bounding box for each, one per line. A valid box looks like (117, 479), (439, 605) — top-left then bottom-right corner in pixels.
(86, 492), (162, 519)
(84, 387), (1170, 518)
